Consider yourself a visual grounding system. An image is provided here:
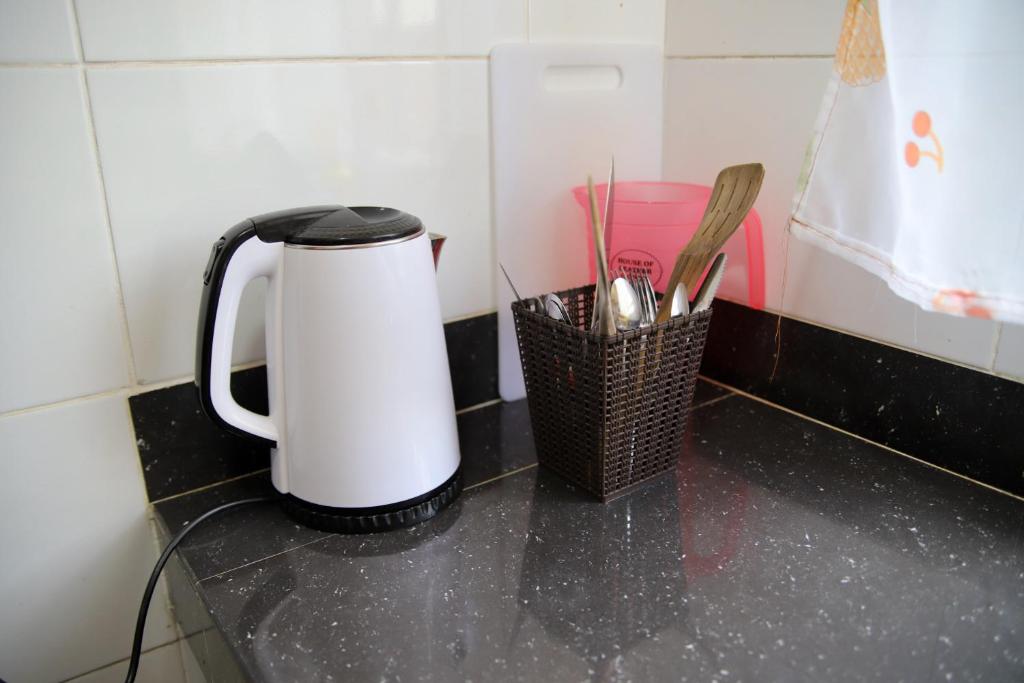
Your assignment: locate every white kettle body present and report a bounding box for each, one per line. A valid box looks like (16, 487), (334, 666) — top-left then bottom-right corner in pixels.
(196, 206), (461, 532)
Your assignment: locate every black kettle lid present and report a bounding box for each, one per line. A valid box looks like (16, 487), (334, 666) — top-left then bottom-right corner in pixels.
(251, 205), (422, 247)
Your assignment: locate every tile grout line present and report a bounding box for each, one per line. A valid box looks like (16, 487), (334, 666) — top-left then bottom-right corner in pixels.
(171, 382), (740, 582)
(665, 53), (835, 60)
(456, 398), (503, 415)
(175, 639), (197, 683)
(84, 54), (489, 69)
(191, 462), (544, 585)
(464, 463), (538, 492)
(123, 306), (493, 396)
(0, 61), (79, 68)
(142, 515), (188, 679)
(147, 382), (731, 504)
(445, 307), (498, 324)
(1, 55), (490, 70)
(149, 468), (272, 506)
(988, 322), (1003, 371)
(69, 2), (183, 670)
(661, 1), (669, 55)
(190, 462), (538, 583)
(69, 7), (187, 675)
(58, 638), (183, 683)
(0, 310), (500, 419)
(0, 360), (262, 420)
(689, 392), (735, 411)
(176, 624), (219, 643)
(147, 394), (506, 504)
(456, 390), (736, 494)
(0, 55), (843, 69)
(69, 0), (139, 387)
(716, 295), (1023, 383)
(128, 358), (270, 395)
(198, 534), (333, 583)
(130, 410), (182, 651)
(0, 385), (133, 420)
(696, 374), (1024, 504)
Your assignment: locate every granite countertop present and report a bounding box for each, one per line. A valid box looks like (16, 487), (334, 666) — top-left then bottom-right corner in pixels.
(155, 380), (1024, 682)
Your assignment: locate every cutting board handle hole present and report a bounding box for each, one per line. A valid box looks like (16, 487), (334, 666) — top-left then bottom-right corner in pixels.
(543, 66), (622, 91)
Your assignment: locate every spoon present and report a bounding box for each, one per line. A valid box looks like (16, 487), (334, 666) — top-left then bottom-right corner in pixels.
(610, 277), (641, 331)
(670, 282), (689, 317)
(544, 293), (573, 325)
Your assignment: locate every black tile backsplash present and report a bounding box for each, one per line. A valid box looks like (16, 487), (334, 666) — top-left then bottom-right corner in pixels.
(445, 312), (498, 409)
(152, 400), (539, 582)
(131, 366), (271, 502)
(700, 299), (1024, 496)
(131, 312), (498, 501)
(135, 298), (1020, 503)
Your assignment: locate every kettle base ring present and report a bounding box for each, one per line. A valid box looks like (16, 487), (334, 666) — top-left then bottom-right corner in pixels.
(279, 467), (462, 534)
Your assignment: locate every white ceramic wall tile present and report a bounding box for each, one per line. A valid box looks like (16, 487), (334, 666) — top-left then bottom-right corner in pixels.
(0, 396), (176, 683)
(66, 640), (186, 683)
(528, 0), (665, 46)
(664, 58), (999, 369)
(784, 238), (999, 369)
(179, 640), (207, 683)
(0, 0), (77, 63)
(75, 0), (525, 61)
(665, 0), (844, 56)
(993, 323), (1024, 380)
(664, 57), (832, 309)
(0, 68), (130, 412)
(87, 61), (492, 383)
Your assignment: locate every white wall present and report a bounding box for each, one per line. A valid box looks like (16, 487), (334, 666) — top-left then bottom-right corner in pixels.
(0, 1), (181, 681)
(663, 0), (1024, 380)
(4, 2), (1017, 681)
(0, 1), (666, 682)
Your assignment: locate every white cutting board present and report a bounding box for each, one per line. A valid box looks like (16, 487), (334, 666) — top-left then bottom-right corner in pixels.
(491, 43), (663, 400)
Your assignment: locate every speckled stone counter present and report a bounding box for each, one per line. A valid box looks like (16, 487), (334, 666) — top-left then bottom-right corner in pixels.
(154, 381), (1024, 682)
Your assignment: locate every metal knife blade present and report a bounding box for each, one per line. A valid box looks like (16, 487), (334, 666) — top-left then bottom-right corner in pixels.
(692, 253), (727, 313)
(603, 156), (616, 260)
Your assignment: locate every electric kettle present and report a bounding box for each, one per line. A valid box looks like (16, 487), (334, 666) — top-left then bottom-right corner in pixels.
(195, 205), (461, 533)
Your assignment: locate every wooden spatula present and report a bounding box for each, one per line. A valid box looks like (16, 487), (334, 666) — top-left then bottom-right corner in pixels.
(654, 163), (765, 323)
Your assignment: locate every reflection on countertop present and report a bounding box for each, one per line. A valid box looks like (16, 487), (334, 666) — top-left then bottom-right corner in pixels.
(155, 383), (1024, 682)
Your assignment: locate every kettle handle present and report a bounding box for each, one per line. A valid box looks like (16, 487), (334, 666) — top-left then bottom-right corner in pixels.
(195, 220), (279, 444)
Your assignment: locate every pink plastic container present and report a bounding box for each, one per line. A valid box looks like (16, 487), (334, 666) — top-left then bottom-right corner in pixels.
(572, 182), (765, 309)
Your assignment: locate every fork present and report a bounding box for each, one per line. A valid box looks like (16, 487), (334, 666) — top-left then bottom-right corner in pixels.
(630, 273), (656, 327)
(642, 275), (657, 326)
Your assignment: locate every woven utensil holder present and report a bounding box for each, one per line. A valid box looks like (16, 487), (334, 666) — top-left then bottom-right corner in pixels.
(512, 285), (712, 501)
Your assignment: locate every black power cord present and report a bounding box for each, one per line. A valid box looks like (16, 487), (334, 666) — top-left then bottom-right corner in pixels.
(124, 496), (277, 683)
